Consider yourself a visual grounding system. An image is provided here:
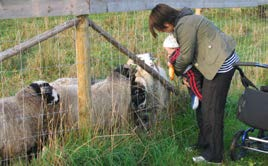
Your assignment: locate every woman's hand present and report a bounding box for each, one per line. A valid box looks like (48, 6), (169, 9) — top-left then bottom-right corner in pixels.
(182, 76), (190, 87)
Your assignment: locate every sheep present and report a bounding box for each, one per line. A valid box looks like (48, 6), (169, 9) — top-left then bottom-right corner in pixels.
(127, 53), (170, 130)
(51, 53), (170, 131)
(50, 69), (132, 132)
(50, 77), (77, 86)
(90, 71), (132, 130)
(49, 79), (79, 131)
(0, 81), (60, 164)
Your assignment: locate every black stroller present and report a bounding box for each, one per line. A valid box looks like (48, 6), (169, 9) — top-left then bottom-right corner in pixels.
(230, 62), (268, 161)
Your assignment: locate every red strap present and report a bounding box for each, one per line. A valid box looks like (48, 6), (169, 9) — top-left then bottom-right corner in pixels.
(186, 70), (202, 100)
(169, 48), (180, 65)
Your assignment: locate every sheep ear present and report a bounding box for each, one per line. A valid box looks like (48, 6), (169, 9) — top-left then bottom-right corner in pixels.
(114, 64), (133, 78)
(29, 83), (42, 95)
(30, 80), (50, 95)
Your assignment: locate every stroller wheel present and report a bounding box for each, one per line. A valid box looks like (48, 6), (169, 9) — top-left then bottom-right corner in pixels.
(257, 129), (267, 138)
(257, 130), (268, 151)
(230, 130), (247, 161)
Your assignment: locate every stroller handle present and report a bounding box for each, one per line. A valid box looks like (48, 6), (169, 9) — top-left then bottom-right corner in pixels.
(233, 62), (268, 69)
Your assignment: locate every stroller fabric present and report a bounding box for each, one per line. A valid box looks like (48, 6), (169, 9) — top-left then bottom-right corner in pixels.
(237, 87), (268, 130)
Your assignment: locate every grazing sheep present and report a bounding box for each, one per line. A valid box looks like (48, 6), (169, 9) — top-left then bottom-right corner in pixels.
(90, 71), (132, 130)
(50, 70), (132, 131)
(127, 53), (170, 130)
(51, 53), (169, 131)
(50, 79), (79, 131)
(0, 81), (60, 164)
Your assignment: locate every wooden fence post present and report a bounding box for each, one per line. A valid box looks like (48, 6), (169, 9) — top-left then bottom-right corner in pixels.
(195, 8), (202, 15)
(76, 15), (91, 129)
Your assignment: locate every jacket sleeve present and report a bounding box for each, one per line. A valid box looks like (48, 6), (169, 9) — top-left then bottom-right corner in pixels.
(173, 21), (197, 76)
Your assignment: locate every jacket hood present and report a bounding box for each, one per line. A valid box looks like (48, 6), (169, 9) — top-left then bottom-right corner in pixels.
(175, 7), (194, 24)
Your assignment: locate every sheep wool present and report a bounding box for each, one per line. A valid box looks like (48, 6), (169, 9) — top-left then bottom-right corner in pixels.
(50, 71), (132, 131)
(50, 79), (79, 130)
(127, 53), (170, 129)
(91, 71), (132, 130)
(0, 81), (59, 163)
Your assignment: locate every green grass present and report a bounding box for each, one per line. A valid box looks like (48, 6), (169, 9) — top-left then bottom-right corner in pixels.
(0, 7), (267, 165)
(26, 93), (268, 166)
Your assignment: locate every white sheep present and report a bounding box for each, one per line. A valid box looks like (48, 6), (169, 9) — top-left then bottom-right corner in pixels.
(90, 71), (132, 130)
(127, 53), (170, 130)
(51, 53), (170, 131)
(50, 79), (79, 131)
(0, 81), (60, 164)
(50, 70), (132, 131)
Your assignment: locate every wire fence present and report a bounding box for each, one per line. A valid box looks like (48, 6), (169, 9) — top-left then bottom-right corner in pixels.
(0, 7), (267, 94)
(0, 5), (267, 164)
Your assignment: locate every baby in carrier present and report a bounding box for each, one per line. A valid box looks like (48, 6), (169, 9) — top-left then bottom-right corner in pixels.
(163, 34), (203, 110)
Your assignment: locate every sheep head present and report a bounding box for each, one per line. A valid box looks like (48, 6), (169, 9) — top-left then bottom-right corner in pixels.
(29, 80), (60, 105)
(0, 81), (61, 163)
(126, 53), (159, 89)
(15, 80), (60, 118)
(126, 53), (169, 131)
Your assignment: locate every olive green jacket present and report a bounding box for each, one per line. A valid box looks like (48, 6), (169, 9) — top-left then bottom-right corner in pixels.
(173, 13), (236, 80)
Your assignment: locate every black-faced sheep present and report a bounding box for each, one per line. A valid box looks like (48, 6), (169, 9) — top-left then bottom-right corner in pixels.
(127, 53), (170, 130)
(0, 81), (59, 164)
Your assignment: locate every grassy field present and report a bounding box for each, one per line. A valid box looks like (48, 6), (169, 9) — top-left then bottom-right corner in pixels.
(0, 7), (267, 165)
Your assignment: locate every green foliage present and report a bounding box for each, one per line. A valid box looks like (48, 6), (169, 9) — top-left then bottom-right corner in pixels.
(0, 7), (267, 165)
(28, 94), (268, 165)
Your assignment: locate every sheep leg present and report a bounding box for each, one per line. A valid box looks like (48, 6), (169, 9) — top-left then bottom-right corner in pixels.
(26, 143), (38, 162)
(1, 159), (10, 166)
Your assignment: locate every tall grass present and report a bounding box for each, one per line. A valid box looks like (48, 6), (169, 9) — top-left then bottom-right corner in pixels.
(0, 7), (267, 165)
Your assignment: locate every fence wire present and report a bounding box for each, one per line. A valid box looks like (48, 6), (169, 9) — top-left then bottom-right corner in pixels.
(0, 6), (267, 164)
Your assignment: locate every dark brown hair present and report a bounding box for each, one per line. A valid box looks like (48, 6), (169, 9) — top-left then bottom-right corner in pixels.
(149, 4), (180, 38)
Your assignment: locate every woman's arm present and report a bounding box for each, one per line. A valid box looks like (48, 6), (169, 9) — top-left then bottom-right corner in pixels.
(173, 19), (197, 76)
